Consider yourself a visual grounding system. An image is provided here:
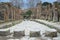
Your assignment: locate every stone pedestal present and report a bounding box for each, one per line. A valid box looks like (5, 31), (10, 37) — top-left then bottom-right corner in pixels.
(44, 29), (57, 37)
(13, 31), (25, 38)
(30, 31), (40, 37)
(0, 30), (10, 36)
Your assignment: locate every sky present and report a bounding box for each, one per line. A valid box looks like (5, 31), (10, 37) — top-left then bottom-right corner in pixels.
(42, 0), (57, 3)
(0, 0), (9, 2)
(0, 0), (57, 3)
(0, 0), (57, 9)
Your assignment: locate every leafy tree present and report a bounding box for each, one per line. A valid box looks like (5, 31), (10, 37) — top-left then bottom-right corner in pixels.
(42, 2), (52, 7)
(25, 10), (32, 16)
(53, 1), (60, 7)
(23, 10), (32, 19)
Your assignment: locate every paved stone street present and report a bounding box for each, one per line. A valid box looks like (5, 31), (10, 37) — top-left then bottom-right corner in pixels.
(0, 20), (60, 40)
(0, 0), (60, 40)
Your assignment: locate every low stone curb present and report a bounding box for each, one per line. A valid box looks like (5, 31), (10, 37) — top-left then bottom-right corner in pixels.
(0, 20), (22, 29)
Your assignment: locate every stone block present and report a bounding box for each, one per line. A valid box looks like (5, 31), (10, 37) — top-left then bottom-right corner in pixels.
(30, 31), (40, 37)
(44, 30), (57, 37)
(13, 31), (25, 37)
(0, 30), (10, 36)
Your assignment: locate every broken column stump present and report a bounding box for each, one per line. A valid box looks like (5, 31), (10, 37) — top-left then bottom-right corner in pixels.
(0, 30), (10, 36)
(13, 31), (25, 38)
(44, 29), (57, 37)
(30, 31), (40, 37)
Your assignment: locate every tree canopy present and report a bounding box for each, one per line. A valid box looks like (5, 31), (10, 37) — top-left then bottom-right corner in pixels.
(42, 2), (52, 7)
(23, 10), (32, 19)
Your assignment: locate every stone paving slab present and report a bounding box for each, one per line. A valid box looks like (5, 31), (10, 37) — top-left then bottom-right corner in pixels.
(0, 20), (59, 40)
(35, 19), (60, 30)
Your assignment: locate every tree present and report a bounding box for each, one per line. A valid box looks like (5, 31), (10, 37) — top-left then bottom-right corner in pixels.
(53, 1), (60, 22)
(42, 2), (52, 20)
(42, 2), (52, 7)
(26, 10), (32, 16)
(53, 1), (59, 8)
(23, 10), (32, 19)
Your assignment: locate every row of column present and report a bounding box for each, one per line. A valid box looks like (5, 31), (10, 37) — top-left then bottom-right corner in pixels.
(3, 4), (22, 22)
(36, 3), (60, 22)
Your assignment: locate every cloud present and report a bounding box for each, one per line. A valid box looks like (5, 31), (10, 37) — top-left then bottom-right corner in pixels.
(55, 0), (57, 1)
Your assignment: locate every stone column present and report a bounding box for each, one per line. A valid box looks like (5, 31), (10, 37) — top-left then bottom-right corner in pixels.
(36, 8), (39, 19)
(48, 5), (52, 21)
(11, 7), (14, 21)
(13, 7), (16, 20)
(4, 9), (6, 21)
(45, 8), (48, 20)
(39, 1), (42, 19)
(4, 8), (9, 22)
(36, 1), (42, 19)
(5, 5), (10, 22)
(53, 5), (58, 22)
